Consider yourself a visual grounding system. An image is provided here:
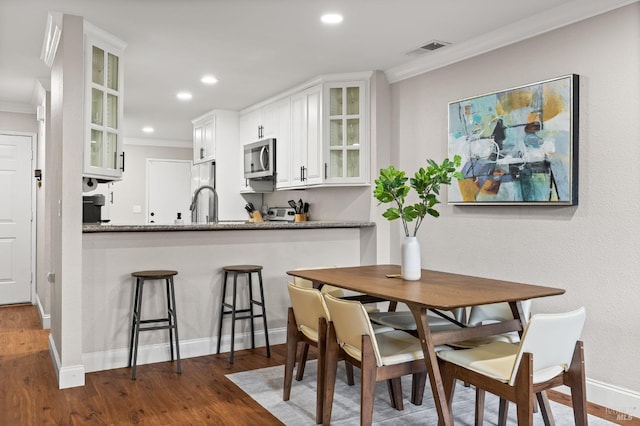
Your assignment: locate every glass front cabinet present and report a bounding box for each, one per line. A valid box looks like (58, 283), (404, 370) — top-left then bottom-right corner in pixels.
(323, 81), (368, 185)
(84, 26), (126, 181)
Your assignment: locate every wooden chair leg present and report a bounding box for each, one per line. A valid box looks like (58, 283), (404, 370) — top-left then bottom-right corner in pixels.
(475, 388), (485, 426)
(316, 317), (328, 425)
(441, 360), (458, 406)
(323, 323), (340, 426)
(360, 335), (377, 426)
(568, 341), (588, 426)
(498, 398), (509, 426)
(411, 372), (426, 406)
(283, 308), (299, 401)
(344, 361), (355, 386)
(296, 342), (310, 381)
(536, 392), (556, 426)
(514, 352), (534, 426)
(386, 378), (404, 410)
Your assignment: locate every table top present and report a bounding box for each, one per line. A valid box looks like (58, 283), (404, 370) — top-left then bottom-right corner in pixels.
(286, 264), (565, 309)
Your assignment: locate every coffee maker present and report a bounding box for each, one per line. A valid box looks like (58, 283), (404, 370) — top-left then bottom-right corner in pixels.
(83, 194), (105, 224)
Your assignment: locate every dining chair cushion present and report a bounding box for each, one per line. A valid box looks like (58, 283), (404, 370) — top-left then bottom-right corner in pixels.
(439, 307), (586, 386)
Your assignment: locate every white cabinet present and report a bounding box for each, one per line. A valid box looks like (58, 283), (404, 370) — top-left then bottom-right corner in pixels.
(289, 84), (322, 187)
(83, 25), (126, 181)
(192, 112), (215, 164)
(192, 110), (239, 165)
(323, 81), (368, 185)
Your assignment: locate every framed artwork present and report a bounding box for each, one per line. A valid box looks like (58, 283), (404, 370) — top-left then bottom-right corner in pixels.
(448, 74), (579, 205)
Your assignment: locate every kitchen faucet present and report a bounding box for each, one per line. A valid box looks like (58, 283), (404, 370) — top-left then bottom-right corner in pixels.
(190, 185), (218, 224)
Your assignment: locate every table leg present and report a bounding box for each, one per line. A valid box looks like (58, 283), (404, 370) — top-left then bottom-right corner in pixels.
(409, 305), (454, 426)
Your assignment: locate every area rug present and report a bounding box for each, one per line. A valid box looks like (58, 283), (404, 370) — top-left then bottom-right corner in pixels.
(227, 360), (614, 425)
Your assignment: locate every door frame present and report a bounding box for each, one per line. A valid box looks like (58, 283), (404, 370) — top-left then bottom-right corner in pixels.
(145, 158), (193, 225)
(0, 131), (37, 305)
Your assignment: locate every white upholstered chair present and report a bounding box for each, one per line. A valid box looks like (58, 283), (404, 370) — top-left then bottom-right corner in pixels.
(437, 307), (587, 425)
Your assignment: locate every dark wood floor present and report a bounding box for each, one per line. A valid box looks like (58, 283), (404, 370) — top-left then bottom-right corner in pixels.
(1, 304), (636, 425)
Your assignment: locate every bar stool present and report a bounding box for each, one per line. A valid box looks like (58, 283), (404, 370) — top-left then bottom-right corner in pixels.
(216, 265), (270, 363)
(128, 270), (181, 380)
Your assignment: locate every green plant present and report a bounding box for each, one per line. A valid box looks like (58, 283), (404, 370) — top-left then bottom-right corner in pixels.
(373, 156), (463, 237)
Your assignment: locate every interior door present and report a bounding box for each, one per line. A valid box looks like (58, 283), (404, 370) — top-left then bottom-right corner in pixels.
(0, 134), (32, 305)
(147, 159), (192, 225)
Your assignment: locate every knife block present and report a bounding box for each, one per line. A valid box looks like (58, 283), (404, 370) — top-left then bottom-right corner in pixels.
(294, 214), (307, 222)
(249, 211), (263, 222)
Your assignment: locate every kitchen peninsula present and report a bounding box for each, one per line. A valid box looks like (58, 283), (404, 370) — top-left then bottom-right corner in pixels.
(81, 221), (375, 373)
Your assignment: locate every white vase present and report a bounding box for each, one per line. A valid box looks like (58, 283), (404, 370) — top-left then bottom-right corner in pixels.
(401, 236), (421, 281)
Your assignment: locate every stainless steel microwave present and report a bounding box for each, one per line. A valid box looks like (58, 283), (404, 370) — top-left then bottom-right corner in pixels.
(244, 138), (276, 179)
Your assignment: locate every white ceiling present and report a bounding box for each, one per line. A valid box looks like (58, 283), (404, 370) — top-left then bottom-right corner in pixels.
(0, 0), (634, 141)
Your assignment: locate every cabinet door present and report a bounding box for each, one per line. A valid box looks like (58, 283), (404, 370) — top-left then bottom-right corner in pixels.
(240, 108), (263, 144)
(324, 82), (367, 184)
(305, 85), (323, 185)
(84, 36), (125, 180)
(264, 99), (292, 188)
(193, 116), (215, 164)
(290, 92), (307, 187)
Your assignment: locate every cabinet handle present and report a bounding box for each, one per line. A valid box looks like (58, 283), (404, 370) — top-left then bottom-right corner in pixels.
(120, 152), (125, 172)
(302, 166), (307, 182)
(200, 147), (204, 159)
(324, 163), (328, 180)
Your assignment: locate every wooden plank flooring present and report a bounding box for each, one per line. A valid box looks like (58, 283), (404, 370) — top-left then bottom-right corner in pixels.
(1, 304), (636, 425)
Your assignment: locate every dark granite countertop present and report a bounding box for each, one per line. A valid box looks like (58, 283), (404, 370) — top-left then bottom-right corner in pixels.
(82, 220), (375, 233)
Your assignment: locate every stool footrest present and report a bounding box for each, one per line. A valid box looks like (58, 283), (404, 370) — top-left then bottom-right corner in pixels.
(139, 324), (177, 332)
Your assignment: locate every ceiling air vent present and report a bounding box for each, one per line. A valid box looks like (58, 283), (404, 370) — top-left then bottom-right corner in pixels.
(406, 40), (450, 56)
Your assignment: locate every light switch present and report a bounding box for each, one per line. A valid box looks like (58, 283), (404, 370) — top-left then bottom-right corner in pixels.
(132, 205), (142, 214)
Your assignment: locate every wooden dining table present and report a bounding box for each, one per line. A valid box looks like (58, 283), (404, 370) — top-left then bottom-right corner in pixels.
(286, 264), (566, 426)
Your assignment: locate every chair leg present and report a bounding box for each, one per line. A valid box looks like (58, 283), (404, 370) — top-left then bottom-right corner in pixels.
(514, 352), (534, 426)
(386, 378), (404, 411)
(128, 278), (141, 368)
(283, 308), (299, 401)
(475, 388), (485, 426)
(229, 273), (238, 364)
(316, 317), (328, 424)
(323, 323), (340, 426)
(568, 341), (588, 426)
(411, 372), (426, 406)
(344, 361), (355, 386)
(216, 271), (228, 354)
(168, 276), (181, 374)
(360, 335), (377, 425)
(256, 270), (270, 357)
(247, 272), (255, 349)
(498, 398), (509, 426)
(296, 343), (310, 381)
(536, 392), (556, 426)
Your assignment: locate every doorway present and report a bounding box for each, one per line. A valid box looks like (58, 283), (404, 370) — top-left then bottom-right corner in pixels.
(146, 159), (192, 225)
(0, 133), (33, 305)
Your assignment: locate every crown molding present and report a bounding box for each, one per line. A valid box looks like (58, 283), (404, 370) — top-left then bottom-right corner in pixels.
(41, 12), (62, 68)
(385, 0), (639, 84)
(0, 102), (36, 114)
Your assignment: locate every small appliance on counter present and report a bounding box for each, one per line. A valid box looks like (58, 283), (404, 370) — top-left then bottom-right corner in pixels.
(83, 194), (105, 224)
(266, 207), (296, 222)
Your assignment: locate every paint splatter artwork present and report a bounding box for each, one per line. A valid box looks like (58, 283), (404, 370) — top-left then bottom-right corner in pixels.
(448, 75), (578, 205)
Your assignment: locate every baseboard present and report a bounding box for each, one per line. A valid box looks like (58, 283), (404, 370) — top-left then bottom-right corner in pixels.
(83, 326), (286, 373)
(36, 294), (51, 329)
(554, 379), (640, 419)
(48, 334), (85, 389)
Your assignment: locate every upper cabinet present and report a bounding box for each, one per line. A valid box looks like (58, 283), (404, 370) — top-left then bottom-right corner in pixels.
(83, 24), (126, 181)
(323, 82), (367, 185)
(192, 109), (239, 165)
(239, 72), (372, 191)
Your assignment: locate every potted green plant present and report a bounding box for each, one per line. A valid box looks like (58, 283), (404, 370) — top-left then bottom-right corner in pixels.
(373, 155), (462, 280)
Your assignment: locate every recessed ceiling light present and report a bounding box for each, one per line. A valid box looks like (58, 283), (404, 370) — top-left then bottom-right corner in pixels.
(142, 126), (154, 133)
(201, 75), (218, 85)
(321, 13), (343, 24)
(176, 91), (192, 101)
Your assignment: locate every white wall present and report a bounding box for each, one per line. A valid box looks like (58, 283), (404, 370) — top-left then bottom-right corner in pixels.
(390, 3), (639, 412)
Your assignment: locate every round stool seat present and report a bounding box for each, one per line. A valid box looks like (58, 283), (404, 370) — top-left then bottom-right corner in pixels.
(132, 270), (178, 279)
(222, 265), (263, 273)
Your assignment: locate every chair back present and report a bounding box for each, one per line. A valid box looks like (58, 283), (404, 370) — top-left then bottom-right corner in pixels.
(292, 266), (344, 297)
(324, 294), (384, 366)
(508, 306), (586, 386)
(287, 282), (330, 342)
(468, 300), (532, 326)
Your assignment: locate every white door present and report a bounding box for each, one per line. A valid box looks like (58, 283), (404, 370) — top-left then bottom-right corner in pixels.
(147, 159), (192, 225)
(0, 134), (32, 305)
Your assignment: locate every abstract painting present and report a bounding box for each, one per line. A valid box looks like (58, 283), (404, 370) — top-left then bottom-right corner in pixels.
(448, 74), (579, 205)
